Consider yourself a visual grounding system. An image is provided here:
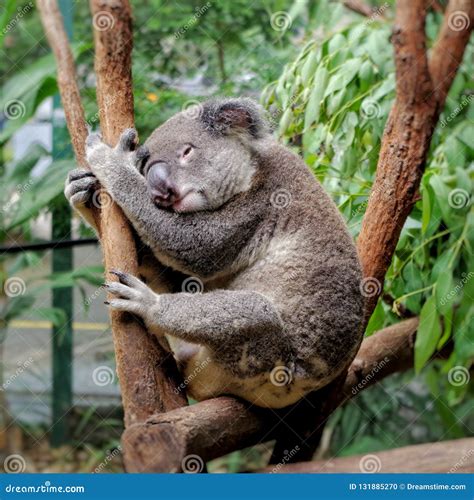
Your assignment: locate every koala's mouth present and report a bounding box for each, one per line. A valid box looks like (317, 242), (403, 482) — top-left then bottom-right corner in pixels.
(151, 189), (206, 213)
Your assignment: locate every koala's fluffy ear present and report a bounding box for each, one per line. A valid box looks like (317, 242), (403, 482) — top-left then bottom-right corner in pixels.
(200, 98), (269, 139)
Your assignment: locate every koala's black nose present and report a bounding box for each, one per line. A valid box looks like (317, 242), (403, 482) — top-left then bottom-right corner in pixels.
(147, 162), (178, 203)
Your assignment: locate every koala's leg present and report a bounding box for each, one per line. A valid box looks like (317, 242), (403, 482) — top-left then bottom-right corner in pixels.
(64, 169), (100, 234)
(105, 271), (285, 351)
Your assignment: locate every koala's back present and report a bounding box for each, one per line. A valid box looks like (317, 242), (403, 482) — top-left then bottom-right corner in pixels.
(221, 142), (364, 388)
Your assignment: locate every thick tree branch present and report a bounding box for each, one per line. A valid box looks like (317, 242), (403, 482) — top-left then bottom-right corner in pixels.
(357, 0), (474, 320)
(265, 438), (474, 472)
(88, 0), (187, 429)
(122, 318), (421, 472)
(38, 0), (186, 440)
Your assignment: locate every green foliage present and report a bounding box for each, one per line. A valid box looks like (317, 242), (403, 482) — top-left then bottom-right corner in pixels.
(262, 14), (473, 405)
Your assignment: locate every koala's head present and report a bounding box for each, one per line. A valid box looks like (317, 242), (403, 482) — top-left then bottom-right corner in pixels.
(140, 98), (270, 213)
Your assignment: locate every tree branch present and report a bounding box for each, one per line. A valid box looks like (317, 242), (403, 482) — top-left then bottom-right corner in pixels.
(357, 0), (474, 321)
(264, 437), (474, 472)
(122, 318), (421, 472)
(342, 1), (378, 18)
(38, 0), (186, 441)
(88, 0), (187, 429)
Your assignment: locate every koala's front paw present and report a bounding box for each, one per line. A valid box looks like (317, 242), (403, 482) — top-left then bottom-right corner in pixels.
(65, 169), (98, 208)
(85, 129), (149, 186)
(105, 270), (160, 322)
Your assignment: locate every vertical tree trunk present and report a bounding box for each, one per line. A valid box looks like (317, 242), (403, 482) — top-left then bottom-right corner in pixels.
(38, 0), (187, 457)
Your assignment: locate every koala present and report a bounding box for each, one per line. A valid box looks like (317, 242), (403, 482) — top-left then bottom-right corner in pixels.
(65, 98), (364, 408)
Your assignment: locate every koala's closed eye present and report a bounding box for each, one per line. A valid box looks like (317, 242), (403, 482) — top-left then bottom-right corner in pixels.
(179, 144), (195, 162)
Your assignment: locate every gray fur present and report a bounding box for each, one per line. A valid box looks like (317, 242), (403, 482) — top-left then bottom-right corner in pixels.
(65, 98), (364, 408)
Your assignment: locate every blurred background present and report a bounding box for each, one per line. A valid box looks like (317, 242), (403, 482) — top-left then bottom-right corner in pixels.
(0, 0), (472, 473)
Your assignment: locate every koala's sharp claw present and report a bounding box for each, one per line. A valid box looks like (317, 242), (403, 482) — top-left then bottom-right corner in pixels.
(68, 169), (95, 182)
(119, 128), (138, 152)
(109, 269), (124, 277)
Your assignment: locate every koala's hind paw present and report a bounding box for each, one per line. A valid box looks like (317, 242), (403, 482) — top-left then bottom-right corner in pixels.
(104, 270), (160, 321)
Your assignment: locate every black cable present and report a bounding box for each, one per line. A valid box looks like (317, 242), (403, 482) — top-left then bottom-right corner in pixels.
(0, 237), (99, 254)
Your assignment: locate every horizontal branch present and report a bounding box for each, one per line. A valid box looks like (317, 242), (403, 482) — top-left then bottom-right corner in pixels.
(265, 437), (474, 473)
(122, 318), (421, 472)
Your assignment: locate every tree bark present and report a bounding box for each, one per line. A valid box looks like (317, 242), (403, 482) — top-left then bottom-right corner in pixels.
(357, 0), (474, 321)
(122, 318), (423, 472)
(38, 0), (187, 440)
(89, 0), (187, 429)
(265, 437), (474, 473)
